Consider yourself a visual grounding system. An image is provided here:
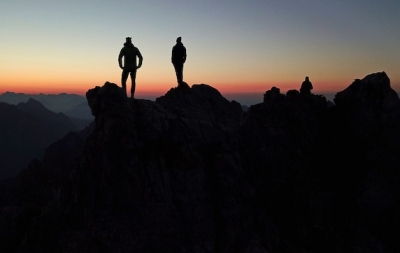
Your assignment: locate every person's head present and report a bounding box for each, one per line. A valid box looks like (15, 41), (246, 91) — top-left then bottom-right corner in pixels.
(305, 76), (309, 81)
(124, 37), (133, 47)
(125, 37), (133, 44)
(176, 37), (182, 43)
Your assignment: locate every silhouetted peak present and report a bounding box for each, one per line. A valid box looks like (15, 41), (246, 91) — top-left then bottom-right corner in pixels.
(191, 83), (224, 99)
(263, 87), (285, 104)
(85, 81), (137, 149)
(86, 81), (131, 118)
(286, 89), (300, 99)
(19, 98), (47, 110)
(334, 71), (399, 110)
(260, 86), (328, 116)
(154, 83), (243, 144)
(2, 91), (18, 95)
(362, 71), (390, 89)
(331, 71), (400, 141)
(16, 98), (74, 123)
(156, 83), (242, 119)
(177, 81), (190, 90)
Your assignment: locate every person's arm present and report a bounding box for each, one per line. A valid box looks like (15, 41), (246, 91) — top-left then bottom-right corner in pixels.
(118, 49), (124, 69)
(171, 46), (175, 64)
(137, 48), (143, 69)
(182, 47), (187, 63)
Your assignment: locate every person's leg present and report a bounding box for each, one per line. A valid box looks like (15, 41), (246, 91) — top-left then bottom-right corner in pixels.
(121, 70), (129, 96)
(173, 64), (179, 84)
(180, 64), (184, 84)
(129, 70), (137, 98)
(174, 63), (183, 85)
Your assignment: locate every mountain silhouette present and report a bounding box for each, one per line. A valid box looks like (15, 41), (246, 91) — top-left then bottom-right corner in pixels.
(0, 92), (94, 130)
(0, 99), (78, 180)
(0, 92), (86, 112)
(0, 72), (400, 252)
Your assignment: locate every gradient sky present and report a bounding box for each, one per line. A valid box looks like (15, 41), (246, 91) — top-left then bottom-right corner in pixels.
(1, 0), (399, 104)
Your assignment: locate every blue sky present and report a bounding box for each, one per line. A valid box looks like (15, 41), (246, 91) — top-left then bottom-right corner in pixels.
(1, 0), (399, 105)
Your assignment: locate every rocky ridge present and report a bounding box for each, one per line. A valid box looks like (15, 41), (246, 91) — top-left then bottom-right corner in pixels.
(1, 72), (399, 252)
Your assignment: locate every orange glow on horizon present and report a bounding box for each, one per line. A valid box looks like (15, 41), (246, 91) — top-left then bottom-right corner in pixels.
(213, 80), (352, 95)
(1, 78), (399, 98)
(0, 81), (347, 97)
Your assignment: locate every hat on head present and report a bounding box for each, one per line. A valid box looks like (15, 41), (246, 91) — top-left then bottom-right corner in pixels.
(126, 37), (132, 43)
(176, 37), (181, 43)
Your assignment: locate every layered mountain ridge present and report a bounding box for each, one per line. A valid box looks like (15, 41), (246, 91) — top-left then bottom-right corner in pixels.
(0, 98), (79, 180)
(0, 92), (94, 130)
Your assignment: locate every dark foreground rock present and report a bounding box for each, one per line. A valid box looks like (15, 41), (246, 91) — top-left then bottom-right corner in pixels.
(1, 72), (400, 252)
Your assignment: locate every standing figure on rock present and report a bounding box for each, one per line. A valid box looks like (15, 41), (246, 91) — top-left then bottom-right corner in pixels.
(118, 37), (143, 98)
(300, 76), (313, 95)
(171, 36), (187, 87)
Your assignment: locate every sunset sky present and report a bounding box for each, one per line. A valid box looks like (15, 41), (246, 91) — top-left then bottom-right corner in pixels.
(1, 0), (399, 105)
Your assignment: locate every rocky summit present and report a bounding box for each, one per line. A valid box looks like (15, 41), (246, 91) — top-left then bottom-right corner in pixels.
(1, 72), (400, 253)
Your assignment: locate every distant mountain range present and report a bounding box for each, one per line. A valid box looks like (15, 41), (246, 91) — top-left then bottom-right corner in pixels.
(0, 98), (80, 180)
(0, 92), (94, 127)
(0, 92), (84, 111)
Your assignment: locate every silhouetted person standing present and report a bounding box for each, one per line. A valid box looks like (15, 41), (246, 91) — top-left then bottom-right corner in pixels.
(300, 76), (313, 95)
(118, 37), (143, 98)
(171, 37), (187, 86)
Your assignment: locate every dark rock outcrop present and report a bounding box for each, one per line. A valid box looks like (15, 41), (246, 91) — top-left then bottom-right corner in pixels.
(1, 72), (400, 252)
(332, 72), (400, 252)
(64, 82), (255, 252)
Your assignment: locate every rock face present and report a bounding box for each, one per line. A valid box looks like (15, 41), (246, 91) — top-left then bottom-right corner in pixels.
(332, 72), (400, 252)
(1, 72), (400, 252)
(67, 83), (254, 252)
